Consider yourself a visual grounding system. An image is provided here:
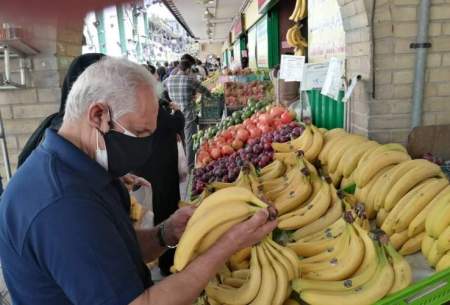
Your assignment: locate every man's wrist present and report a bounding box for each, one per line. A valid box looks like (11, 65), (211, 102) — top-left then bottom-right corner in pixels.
(160, 220), (178, 248)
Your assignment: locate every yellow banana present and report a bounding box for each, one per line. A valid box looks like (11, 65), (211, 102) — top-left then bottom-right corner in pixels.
(258, 159), (286, 181)
(353, 143), (407, 186)
(289, 0), (301, 21)
(382, 179), (435, 236)
(299, 226), (350, 269)
(297, 0), (307, 21)
(263, 241), (295, 280)
(291, 186), (343, 240)
(197, 215), (247, 253)
(355, 151), (411, 188)
(286, 26), (296, 47)
(372, 160), (430, 211)
(328, 135), (367, 174)
(409, 186), (450, 237)
(376, 208), (389, 227)
(437, 226), (450, 253)
(300, 246), (394, 305)
(223, 277), (245, 288)
(273, 168), (312, 215)
(174, 201), (260, 271)
(427, 240), (445, 267)
(317, 131), (349, 166)
(390, 230), (409, 250)
(399, 232), (426, 256)
(296, 218), (347, 243)
(283, 299), (300, 305)
(394, 177), (448, 233)
(249, 245), (276, 305)
(304, 125), (324, 162)
(385, 244), (412, 295)
(293, 238), (379, 292)
(384, 160), (443, 211)
(436, 252), (450, 272)
(357, 165), (395, 219)
(339, 140), (378, 178)
(229, 247), (251, 267)
(262, 241), (289, 305)
(426, 188), (450, 239)
(287, 232), (341, 257)
(421, 234), (435, 258)
(302, 225), (365, 281)
(187, 187), (267, 228)
(271, 125), (311, 153)
(278, 179), (331, 230)
(319, 133), (352, 167)
(206, 247), (261, 304)
(231, 269), (250, 280)
(266, 238), (300, 279)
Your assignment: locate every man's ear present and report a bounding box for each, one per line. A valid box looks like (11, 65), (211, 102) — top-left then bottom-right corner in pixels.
(88, 102), (110, 133)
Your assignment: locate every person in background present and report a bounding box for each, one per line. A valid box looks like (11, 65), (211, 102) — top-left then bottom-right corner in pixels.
(164, 61), (169, 69)
(134, 99), (184, 277)
(0, 56), (277, 305)
(17, 53), (105, 167)
(164, 60), (211, 169)
(195, 59), (207, 79)
(145, 64), (156, 76)
(166, 61), (179, 78)
(157, 66), (166, 83)
(170, 54), (196, 76)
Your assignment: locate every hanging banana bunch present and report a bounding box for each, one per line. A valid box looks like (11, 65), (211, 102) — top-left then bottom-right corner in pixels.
(289, 0), (307, 22)
(286, 24), (308, 56)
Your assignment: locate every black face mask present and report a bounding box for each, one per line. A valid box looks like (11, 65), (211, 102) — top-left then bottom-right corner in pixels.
(101, 130), (153, 178)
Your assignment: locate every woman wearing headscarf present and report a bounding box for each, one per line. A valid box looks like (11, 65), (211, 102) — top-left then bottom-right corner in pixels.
(17, 53), (105, 167)
(134, 98), (185, 276)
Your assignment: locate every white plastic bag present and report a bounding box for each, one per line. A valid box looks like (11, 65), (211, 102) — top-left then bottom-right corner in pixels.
(132, 185), (153, 211)
(178, 139), (189, 183)
(132, 185), (154, 229)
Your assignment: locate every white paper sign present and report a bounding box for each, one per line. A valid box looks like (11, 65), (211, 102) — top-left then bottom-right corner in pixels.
(279, 55), (305, 82)
(301, 62), (329, 91)
(321, 57), (343, 100)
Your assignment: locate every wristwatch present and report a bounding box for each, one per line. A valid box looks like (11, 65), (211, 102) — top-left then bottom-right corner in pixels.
(157, 222), (178, 249)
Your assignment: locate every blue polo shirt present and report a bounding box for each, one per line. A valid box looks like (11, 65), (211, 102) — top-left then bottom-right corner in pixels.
(0, 129), (152, 305)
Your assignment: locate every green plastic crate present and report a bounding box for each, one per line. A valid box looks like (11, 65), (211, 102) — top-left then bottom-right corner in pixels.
(307, 89), (345, 130)
(375, 268), (450, 305)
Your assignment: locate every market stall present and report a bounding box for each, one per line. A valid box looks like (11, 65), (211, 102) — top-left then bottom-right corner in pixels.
(177, 0), (450, 304)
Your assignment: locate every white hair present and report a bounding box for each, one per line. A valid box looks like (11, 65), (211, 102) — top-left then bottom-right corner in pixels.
(64, 56), (158, 122)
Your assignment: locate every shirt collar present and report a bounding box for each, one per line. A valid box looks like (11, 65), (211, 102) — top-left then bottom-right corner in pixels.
(41, 129), (113, 187)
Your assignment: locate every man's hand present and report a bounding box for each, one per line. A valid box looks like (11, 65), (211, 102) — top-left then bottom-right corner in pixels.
(221, 207), (278, 253)
(169, 102), (180, 112)
(121, 174), (151, 191)
(164, 206), (196, 245)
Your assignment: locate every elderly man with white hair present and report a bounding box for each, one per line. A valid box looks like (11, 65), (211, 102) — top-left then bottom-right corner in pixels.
(0, 57), (277, 305)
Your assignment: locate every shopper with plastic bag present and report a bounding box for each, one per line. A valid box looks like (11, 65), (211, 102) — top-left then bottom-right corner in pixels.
(134, 100), (185, 276)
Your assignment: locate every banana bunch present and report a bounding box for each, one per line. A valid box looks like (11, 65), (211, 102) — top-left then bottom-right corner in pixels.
(205, 239), (299, 305)
(173, 187), (268, 271)
(289, 0), (307, 22)
(272, 124), (324, 162)
(291, 225), (412, 305)
(252, 155), (313, 215)
(286, 24), (308, 56)
(277, 176), (332, 230)
(421, 186), (450, 271)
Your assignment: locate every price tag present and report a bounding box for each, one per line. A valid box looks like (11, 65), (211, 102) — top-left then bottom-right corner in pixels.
(301, 62), (330, 91)
(279, 55), (306, 82)
(321, 57), (344, 100)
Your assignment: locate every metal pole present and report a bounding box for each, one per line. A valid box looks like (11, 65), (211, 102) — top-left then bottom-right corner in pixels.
(19, 58), (26, 85)
(411, 0), (431, 128)
(3, 46), (10, 83)
(0, 111), (12, 181)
